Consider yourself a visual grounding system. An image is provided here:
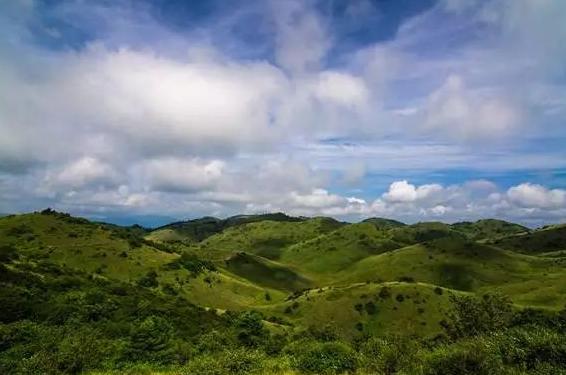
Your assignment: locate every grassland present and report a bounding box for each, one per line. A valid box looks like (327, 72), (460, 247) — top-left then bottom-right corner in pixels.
(1, 210), (566, 374)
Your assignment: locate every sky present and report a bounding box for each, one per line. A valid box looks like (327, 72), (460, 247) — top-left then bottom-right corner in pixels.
(1, 0), (566, 227)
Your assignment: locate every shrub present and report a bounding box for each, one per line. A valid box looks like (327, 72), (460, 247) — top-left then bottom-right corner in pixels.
(295, 341), (358, 374)
(0, 244), (19, 262)
(365, 301), (378, 315)
(182, 349), (267, 375)
(174, 252), (217, 276)
(359, 336), (419, 374)
(379, 286), (391, 299)
(137, 271), (159, 288)
(496, 327), (566, 370)
(6, 224), (33, 237)
(234, 311), (267, 347)
(194, 330), (237, 354)
(126, 315), (176, 364)
(442, 293), (513, 339)
(398, 276), (415, 283)
(419, 338), (503, 375)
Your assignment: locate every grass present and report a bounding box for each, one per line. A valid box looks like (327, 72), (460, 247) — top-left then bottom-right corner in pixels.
(2, 211), (566, 339)
(224, 252), (313, 292)
(487, 224), (566, 254)
(257, 281), (464, 339)
(0, 213), (177, 282)
(279, 222), (402, 279)
(196, 217), (344, 261)
(336, 238), (566, 305)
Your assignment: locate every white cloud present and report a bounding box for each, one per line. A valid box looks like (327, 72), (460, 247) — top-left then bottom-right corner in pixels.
(141, 158), (225, 193)
(382, 180), (443, 203)
(271, 0), (331, 74)
(0, 0), (565, 228)
(507, 183), (566, 210)
(383, 180), (418, 203)
(424, 75), (520, 140)
(312, 71), (369, 108)
(289, 188), (345, 209)
(42, 157), (119, 190)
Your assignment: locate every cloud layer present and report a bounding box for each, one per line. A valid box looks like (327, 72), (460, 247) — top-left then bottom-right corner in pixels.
(0, 0), (565, 226)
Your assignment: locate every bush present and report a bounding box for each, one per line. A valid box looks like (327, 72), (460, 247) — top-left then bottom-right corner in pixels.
(295, 341), (357, 374)
(359, 336), (419, 374)
(398, 276), (415, 283)
(182, 349), (266, 375)
(137, 271), (159, 288)
(496, 327), (566, 370)
(194, 330), (237, 354)
(174, 252), (217, 276)
(126, 315), (176, 364)
(233, 311), (267, 347)
(419, 338), (503, 375)
(365, 301), (378, 315)
(0, 244), (18, 262)
(379, 286), (391, 299)
(442, 293), (513, 339)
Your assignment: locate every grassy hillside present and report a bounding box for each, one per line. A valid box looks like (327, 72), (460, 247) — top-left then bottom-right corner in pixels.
(337, 237), (566, 307)
(0, 211), (288, 311)
(224, 252), (313, 292)
(196, 217), (344, 261)
(361, 217), (406, 229)
(2, 210), (566, 374)
(389, 222), (467, 244)
(148, 213), (307, 245)
(0, 211), (177, 281)
(258, 282), (461, 339)
(280, 222), (402, 279)
(450, 219), (529, 240)
(488, 224), (566, 254)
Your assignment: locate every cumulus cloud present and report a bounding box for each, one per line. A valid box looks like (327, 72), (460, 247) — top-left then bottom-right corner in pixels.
(41, 157), (120, 191)
(382, 180), (443, 203)
(507, 183), (566, 210)
(423, 75), (520, 140)
(271, 0), (331, 74)
(0, 0), (565, 226)
(140, 158), (225, 193)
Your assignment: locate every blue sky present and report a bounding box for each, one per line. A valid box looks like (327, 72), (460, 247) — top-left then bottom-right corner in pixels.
(1, 0), (566, 227)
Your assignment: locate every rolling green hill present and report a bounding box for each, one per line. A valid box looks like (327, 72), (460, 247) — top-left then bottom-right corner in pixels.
(361, 217), (406, 229)
(2, 210), (566, 374)
(450, 219), (530, 240)
(337, 237), (566, 308)
(147, 212), (307, 245)
(280, 222), (402, 279)
(195, 217), (344, 261)
(487, 224), (566, 254)
(224, 252), (313, 292)
(258, 281), (461, 339)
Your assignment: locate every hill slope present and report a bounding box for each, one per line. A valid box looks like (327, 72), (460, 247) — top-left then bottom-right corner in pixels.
(487, 224), (566, 255)
(147, 212), (307, 245)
